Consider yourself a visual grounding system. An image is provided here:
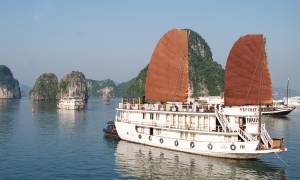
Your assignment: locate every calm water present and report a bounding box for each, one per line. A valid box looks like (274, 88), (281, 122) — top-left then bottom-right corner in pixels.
(0, 97), (299, 179)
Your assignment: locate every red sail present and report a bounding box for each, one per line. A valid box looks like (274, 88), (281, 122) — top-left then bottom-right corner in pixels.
(224, 35), (273, 106)
(145, 29), (188, 102)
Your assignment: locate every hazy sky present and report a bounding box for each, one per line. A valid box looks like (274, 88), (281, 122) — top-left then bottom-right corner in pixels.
(0, 0), (299, 90)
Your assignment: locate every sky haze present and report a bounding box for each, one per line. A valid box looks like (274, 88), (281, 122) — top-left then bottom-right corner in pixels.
(0, 1), (299, 90)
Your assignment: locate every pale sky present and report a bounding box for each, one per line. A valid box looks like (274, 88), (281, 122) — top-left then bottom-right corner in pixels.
(0, 0), (299, 90)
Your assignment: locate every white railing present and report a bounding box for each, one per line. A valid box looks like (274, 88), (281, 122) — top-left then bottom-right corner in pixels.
(215, 110), (227, 132)
(215, 110), (235, 132)
(260, 133), (269, 149)
(261, 123), (273, 148)
(238, 128), (255, 141)
(215, 110), (255, 142)
(118, 103), (215, 113)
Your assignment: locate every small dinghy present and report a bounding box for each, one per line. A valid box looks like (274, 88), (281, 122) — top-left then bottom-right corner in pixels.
(103, 121), (120, 139)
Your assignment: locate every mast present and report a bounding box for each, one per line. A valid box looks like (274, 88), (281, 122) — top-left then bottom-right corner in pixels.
(258, 60), (263, 138)
(258, 38), (266, 138)
(286, 78), (289, 107)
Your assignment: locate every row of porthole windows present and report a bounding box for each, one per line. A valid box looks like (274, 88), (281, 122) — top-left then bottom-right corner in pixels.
(138, 134), (237, 151)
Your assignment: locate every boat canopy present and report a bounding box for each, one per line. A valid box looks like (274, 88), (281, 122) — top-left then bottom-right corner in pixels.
(224, 35), (273, 106)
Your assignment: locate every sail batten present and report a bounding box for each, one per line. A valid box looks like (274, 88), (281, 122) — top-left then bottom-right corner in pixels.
(224, 35), (272, 106)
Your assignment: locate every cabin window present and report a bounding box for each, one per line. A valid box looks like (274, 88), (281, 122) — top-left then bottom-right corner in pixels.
(150, 113), (154, 120)
(166, 114), (170, 123)
(225, 136), (231, 143)
(155, 129), (161, 135)
(172, 114), (176, 127)
(150, 128), (153, 135)
(120, 112), (123, 119)
(156, 114), (159, 120)
(142, 113), (146, 119)
(180, 132), (184, 139)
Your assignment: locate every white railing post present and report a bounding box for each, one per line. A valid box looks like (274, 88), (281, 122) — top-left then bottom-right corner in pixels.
(215, 110), (228, 132)
(260, 123), (273, 148)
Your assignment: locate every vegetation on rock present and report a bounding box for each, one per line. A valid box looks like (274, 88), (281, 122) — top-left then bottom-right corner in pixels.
(115, 66), (147, 98)
(31, 73), (59, 101)
(187, 29), (224, 97)
(58, 71), (88, 100)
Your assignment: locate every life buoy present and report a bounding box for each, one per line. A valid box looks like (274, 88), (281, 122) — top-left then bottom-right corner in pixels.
(208, 143), (213, 150)
(230, 144), (236, 151)
(159, 138), (164, 144)
(174, 140), (179, 146)
(138, 134), (142, 139)
(190, 141), (195, 148)
(148, 135), (152, 141)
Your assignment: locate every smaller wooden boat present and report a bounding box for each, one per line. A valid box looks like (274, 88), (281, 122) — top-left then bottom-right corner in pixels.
(103, 121), (120, 139)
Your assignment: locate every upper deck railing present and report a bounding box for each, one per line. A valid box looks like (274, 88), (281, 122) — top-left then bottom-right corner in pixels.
(117, 102), (216, 114)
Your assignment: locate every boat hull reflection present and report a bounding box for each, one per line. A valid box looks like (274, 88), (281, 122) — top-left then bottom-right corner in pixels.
(115, 140), (286, 179)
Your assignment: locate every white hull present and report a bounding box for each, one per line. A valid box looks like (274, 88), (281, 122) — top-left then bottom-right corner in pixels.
(115, 121), (282, 159)
(57, 98), (85, 110)
(57, 104), (84, 110)
(262, 106), (295, 116)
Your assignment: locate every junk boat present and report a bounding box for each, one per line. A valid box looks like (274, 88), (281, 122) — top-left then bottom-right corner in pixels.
(57, 97), (85, 110)
(115, 29), (287, 159)
(262, 105), (295, 116)
(194, 96), (295, 117)
(262, 78), (296, 116)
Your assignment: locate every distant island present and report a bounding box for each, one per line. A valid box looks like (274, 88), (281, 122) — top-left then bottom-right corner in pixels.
(31, 71), (88, 101)
(87, 79), (116, 97)
(0, 65), (21, 99)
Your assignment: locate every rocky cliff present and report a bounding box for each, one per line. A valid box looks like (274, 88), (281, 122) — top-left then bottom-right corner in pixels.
(31, 73), (59, 101)
(0, 65), (21, 99)
(87, 79), (116, 97)
(58, 71), (88, 100)
(115, 66), (147, 98)
(99, 86), (114, 102)
(187, 29), (224, 97)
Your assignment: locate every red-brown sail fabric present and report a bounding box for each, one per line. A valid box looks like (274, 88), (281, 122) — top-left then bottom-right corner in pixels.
(145, 29), (188, 102)
(224, 35), (272, 106)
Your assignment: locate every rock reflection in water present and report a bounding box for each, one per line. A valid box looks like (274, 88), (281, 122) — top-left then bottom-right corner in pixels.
(31, 101), (86, 135)
(31, 100), (57, 113)
(0, 99), (20, 143)
(0, 99), (20, 112)
(115, 141), (286, 179)
(31, 101), (59, 136)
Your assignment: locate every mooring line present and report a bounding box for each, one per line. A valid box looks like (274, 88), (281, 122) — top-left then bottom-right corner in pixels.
(274, 152), (288, 166)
